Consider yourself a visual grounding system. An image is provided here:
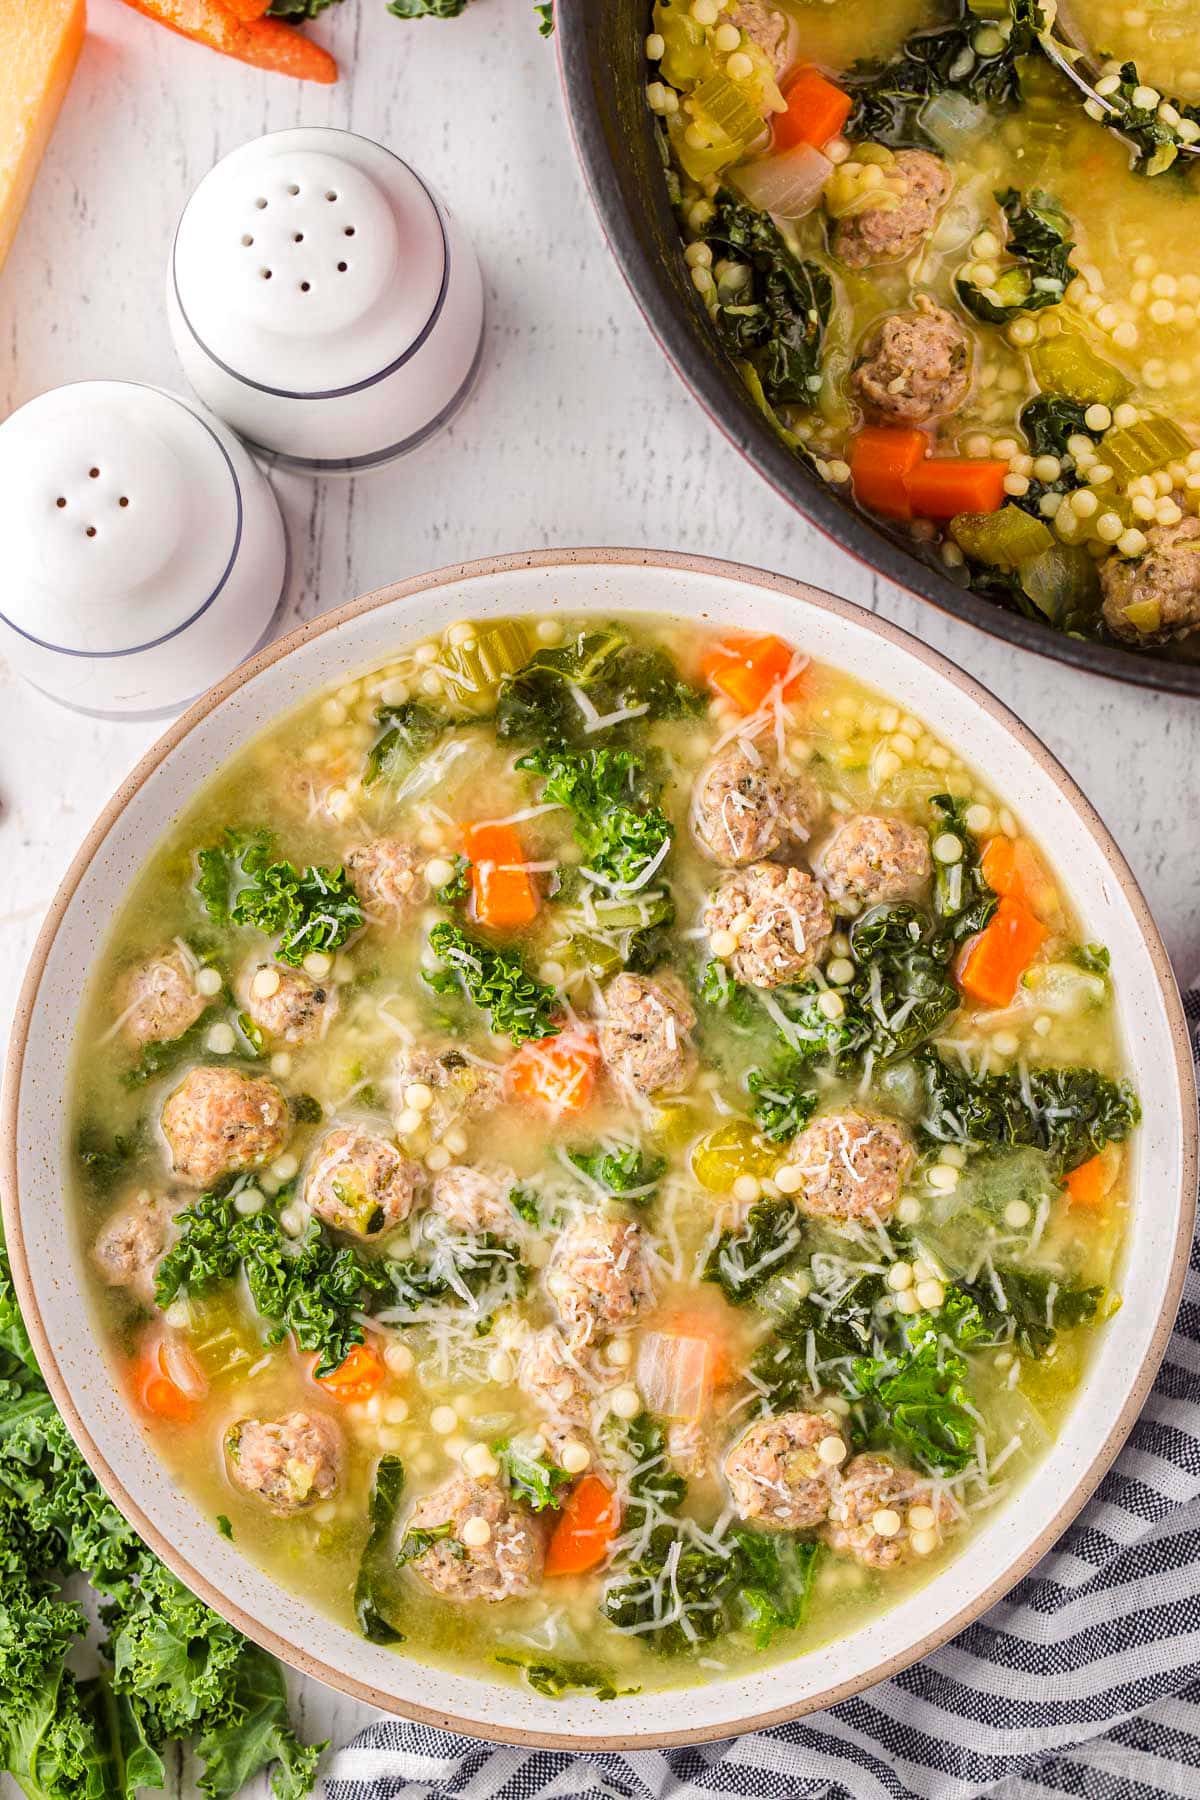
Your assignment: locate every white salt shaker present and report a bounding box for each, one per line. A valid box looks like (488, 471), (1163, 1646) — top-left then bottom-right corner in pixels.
(166, 128), (485, 472)
(0, 381), (287, 717)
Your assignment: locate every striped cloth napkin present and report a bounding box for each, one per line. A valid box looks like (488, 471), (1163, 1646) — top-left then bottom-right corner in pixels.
(325, 993), (1200, 1800)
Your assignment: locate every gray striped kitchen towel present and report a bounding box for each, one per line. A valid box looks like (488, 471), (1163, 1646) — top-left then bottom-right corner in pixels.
(325, 992), (1200, 1800)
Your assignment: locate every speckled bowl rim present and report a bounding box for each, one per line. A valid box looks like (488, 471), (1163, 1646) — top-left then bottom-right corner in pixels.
(3, 547), (1195, 1751)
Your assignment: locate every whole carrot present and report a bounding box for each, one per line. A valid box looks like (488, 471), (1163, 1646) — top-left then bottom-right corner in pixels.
(118, 0), (338, 82)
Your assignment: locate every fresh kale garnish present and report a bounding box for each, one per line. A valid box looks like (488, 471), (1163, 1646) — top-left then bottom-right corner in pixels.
(517, 744), (671, 888)
(746, 1062), (819, 1142)
(354, 1456), (406, 1645)
(844, 0), (1044, 149)
(917, 1049), (1141, 1174)
(495, 1653), (636, 1699)
(424, 922), (561, 1043)
(495, 628), (703, 746)
(956, 1266), (1103, 1359)
(494, 1440), (570, 1512)
(567, 1142), (666, 1202)
(928, 794), (998, 944)
(957, 188), (1076, 324)
(363, 700), (449, 788)
(703, 191), (833, 407)
(703, 1197), (806, 1305)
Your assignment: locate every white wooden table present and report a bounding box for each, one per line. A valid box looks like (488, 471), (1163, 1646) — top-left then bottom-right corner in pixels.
(2, 0), (1198, 1787)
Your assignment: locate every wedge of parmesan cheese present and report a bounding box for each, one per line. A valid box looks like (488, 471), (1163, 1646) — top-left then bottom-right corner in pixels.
(0, 0), (86, 276)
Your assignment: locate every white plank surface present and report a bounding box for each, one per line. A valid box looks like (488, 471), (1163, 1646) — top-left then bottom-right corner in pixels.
(1, 0), (1198, 1789)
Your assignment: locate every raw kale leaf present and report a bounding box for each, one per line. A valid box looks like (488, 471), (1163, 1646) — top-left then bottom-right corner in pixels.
(267, 0), (345, 15)
(495, 627), (703, 746)
(917, 1049), (1141, 1173)
(703, 1197), (806, 1305)
(354, 1456), (406, 1645)
(956, 1266), (1103, 1359)
(495, 1441), (570, 1512)
(517, 744), (671, 887)
(387, 0), (469, 15)
(424, 922), (561, 1043)
(956, 188), (1076, 325)
(363, 700), (449, 788)
(746, 1061), (819, 1141)
(566, 1142), (666, 1202)
(844, 1), (1044, 149)
(495, 1654), (636, 1698)
(928, 794), (998, 944)
(704, 191), (833, 407)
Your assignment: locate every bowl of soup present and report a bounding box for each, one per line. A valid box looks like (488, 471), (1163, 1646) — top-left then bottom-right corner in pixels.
(3, 549), (1195, 1746)
(557, 1), (1200, 693)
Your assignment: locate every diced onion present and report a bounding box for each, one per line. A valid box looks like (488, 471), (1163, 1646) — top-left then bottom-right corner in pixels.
(731, 143), (833, 220)
(635, 1332), (712, 1420)
(159, 1336), (208, 1402)
(919, 91), (989, 158)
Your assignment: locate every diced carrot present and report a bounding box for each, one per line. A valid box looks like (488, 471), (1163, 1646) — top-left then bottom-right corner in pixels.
(1065, 1150), (1118, 1209)
(463, 822), (540, 932)
(506, 1028), (599, 1116)
(132, 1337), (205, 1423)
(907, 458), (1008, 520)
(981, 836), (1058, 920)
(545, 1475), (620, 1576)
(315, 1341), (386, 1403)
(774, 65), (853, 151)
(700, 634), (805, 713)
(849, 427), (929, 520)
(117, 0), (338, 82)
(958, 897), (1048, 1008)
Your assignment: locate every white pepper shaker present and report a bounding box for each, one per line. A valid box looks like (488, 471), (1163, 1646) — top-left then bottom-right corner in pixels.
(166, 127), (485, 473)
(0, 381), (287, 717)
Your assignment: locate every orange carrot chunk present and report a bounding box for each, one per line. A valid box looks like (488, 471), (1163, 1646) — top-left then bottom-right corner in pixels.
(774, 66), (853, 151)
(315, 1341), (386, 1403)
(958, 897), (1048, 1008)
(132, 1337), (205, 1423)
(1064, 1152), (1117, 1209)
(117, 0), (338, 82)
(849, 426), (929, 520)
(700, 634), (804, 713)
(545, 1475), (620, 1576)
(907, 458), (1008, 520)
(463, 822), (540, 931)
(506, 1029), (599, 1116)
(981, 835), (1057, 919)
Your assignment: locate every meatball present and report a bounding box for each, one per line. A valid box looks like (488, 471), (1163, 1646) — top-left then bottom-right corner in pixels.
(691, 739), (823, 867)
(546, 1212), (654, 1340)
(161, 1067), (289, 1188)
(598, 972), (697, 1097)
(516, 1325), (608, 1451)
(402, 1474), (544, 1602)
(225, 1410), (342, 1516)
(818, 812), (932, 907)
(1101, 514), (1200, 645)
(724, 1411), (845, 1529)
(429, 1164), (518, 1236)
(236, 961), (338, 1047)
(833, 150), (952, 269)
(703, 862), (832, 988)
(853, 298), (971, 426)
(824, 1452), (955, 1570)
(115, 948), (206, 1048)
(730, 0), (790, 77)
(91, 1188), (172, 1306)
(790, 1110), (914, 1224)
(345, 838), (422, 923)
(304, 1126), (421, 1236)
(394, 1044), (505, 1137)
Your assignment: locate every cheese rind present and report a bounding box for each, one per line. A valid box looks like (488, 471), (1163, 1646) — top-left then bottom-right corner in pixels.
(0, 0), (87, 276)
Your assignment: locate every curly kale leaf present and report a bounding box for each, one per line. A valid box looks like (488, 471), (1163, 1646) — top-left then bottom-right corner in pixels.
(695, 958), (763, 1033)
(354, 1456), (406, 1645)
(746, 1062), (819, 1141)
(231, 860), (362, 966)
(121, 1009), (220, 1089)
(496, 628), (703, 746)
(566, 1142), (666, 1203)
(425, 923), (560, 1042)
(729, 1528), (822, 1649)
(703, 1197), (806, 1305)
(704, 191), (833, 407)
(267, 0), (346, 15)
(751, 1270), (889, 1410)
(363, 700), (450, 789)
(917, 1049), (1141, 1173)
(194, 828), (273, 924)
(1019, 394), (1100, 459)
(845, 1), (1044, 148)
(517, 744), (670, 887)
(853, 1331), (977, 1474)
(495, 1440), (570, 1512)
(928, 794), (998, 943)
(955, 1266), (1103, 1359)
(387, 0), (469, 15)
(957, 188), (1076, 324)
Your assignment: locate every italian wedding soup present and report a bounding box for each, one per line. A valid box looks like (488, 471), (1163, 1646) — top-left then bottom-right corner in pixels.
(71, 613), (1139, 1698)
(642, 1), (1200, 654)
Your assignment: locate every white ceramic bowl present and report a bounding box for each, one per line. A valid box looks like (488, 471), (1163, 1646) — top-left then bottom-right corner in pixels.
(3, 551), (1195, 1748)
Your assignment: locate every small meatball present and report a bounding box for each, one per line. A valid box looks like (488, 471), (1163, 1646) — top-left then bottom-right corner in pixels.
(395, 1044), (505, 1137)
(304, 1126), (421, 1236)
(516, 1326), (609, 1453)
(345, 838), (422, 924)
(115, 948), (205, 1048)
(668, 1420), (713, 1482)
(236, 961), (338, 1047)
(824, 1452), (955, 1570)
(730, 0), (790, 76)
(724, 1411), (844, 1529)
(1101, 515), (1200, 645)
(853, 298), (971, 426)
(161, 1067), (289, 1188)
(598, 972), (697, 1097)
(429, 1164), (518, 1236)
(403, 1474), (545, 1602)
(691, 739), (823, 867)
(547, 1212), (655, 1340)
(91, 1188), (172, 1306)
(818, 812), (932, 906)
(703, 862), (832, 988)
(833, 150), (952, 269)
(791, 1110), (913, 1224)
(225, 1410), (342, 1516)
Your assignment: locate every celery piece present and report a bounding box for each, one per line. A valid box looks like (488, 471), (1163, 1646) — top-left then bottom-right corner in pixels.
(653, 0), (711, 89)
(441, 619), (533, 709)
(691, 1119), (777, 1193)
(950, 505), (1054, 572)
(1030, 334), (1131, 407)
(565, 933), (624, 982)
(692, 72), (760, 149)
(1099, 415), (1195, 485)
(568, 893), (672, 934)
(1018, 544), (1100, 624)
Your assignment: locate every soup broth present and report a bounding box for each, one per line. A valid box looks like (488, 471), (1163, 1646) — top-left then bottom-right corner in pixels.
(71, 611), (1138, 1698)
